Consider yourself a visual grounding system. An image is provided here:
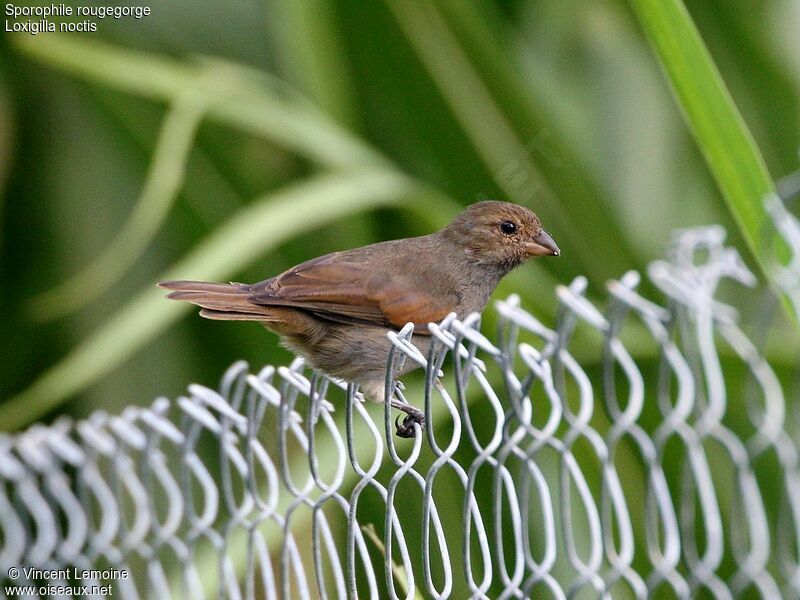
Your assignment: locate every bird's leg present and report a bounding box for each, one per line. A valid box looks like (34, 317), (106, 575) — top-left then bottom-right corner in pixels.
(390, 395), (425, 438)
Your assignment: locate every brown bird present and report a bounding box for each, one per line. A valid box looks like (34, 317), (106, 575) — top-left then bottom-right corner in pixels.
(159, 201), (559, 437)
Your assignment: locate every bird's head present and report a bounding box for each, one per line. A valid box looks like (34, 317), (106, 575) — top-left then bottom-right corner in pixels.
(444, 201), (560, 270)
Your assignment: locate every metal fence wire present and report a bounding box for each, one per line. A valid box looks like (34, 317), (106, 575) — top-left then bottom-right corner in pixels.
(2, 197), (800, 600)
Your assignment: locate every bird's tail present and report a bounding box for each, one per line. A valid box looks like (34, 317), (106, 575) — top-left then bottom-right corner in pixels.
(159, 280), (268, 321)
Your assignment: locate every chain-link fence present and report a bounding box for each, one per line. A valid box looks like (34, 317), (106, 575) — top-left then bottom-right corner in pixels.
(2, 193), (799, 599)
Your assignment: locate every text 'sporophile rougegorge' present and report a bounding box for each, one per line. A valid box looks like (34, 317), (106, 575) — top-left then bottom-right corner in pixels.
(5, 3), (151, 35)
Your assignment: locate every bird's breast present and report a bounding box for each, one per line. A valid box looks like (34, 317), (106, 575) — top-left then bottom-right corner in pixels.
(454, 266), (505, 317)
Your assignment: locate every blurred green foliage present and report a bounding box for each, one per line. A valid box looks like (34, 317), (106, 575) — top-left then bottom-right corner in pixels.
(0, 0), (798, 595)
(2, 0), (797, 425)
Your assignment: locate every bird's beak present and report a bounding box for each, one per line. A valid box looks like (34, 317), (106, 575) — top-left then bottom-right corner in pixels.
(524, 230), (560, 256)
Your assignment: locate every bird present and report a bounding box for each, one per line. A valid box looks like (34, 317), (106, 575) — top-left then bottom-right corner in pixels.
(159, 200), (559, 437)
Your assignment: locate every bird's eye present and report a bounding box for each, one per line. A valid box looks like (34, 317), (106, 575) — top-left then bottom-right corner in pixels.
(499, 220), (517, 235)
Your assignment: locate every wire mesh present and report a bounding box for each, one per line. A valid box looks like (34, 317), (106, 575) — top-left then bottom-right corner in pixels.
(1, 196), (799, 599)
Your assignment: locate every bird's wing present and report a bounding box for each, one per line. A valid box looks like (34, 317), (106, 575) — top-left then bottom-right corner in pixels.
(247, 252), (457, 331)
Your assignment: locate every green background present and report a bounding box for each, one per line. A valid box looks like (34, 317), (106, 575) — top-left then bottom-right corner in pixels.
(0, 0), (798, 596)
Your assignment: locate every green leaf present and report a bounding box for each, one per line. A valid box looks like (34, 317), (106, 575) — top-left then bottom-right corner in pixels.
(10, 34), (384, 171)
(625, 0), (777, 278)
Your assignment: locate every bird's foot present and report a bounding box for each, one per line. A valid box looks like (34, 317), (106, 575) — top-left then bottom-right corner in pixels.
(392, 403), (425, 438)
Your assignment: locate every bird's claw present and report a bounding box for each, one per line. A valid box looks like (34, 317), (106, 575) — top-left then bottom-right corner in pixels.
(394, 407), (425, 438)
